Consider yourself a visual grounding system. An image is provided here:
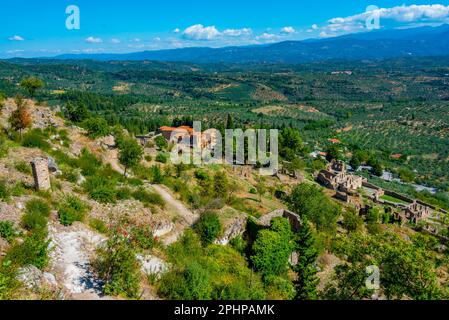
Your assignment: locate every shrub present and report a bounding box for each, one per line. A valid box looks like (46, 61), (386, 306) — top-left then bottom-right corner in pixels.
(194, 170), (209, 181)
(76, 149), (102, 177)
(156, 153), (168, 164)
(0, 221), (19, 242)
(251, 218), (294, 277)
(6, 229), (50, 270)
(14, 161), (31, 175)
(0, 180), (10, 201)
(150, 166), (164, 184)
(83, 176), (116, 204)
(0, 263), (20, 300)
(89, 218), (108, 234)
(158, 261), (212, 300)
(21, 129), (50, 150)
(342, 210), (363, 233)
(132, 188), (165, 208)
(155, 136), (168, 150)
(194, 212), (222, 246)
(83, 117), (110, 139)
(93, 235), (141, 299)
(116, 187), (133, 200)
(58, 195), (88, 226)
(21, 199), (51, 231)
(130, 226), (154, 251)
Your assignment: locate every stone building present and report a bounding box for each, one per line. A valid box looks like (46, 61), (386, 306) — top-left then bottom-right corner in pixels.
(317, 160), (364, 194)
(30, 158), (51, 191)
(157, 126), (218, 150)
(400, 201), (433, 224)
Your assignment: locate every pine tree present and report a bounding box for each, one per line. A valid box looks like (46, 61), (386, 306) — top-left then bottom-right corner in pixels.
(226, 113), (234, 130)
(293, 219), (319, 300)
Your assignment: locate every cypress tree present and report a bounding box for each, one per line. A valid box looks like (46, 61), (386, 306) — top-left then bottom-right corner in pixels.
(293, 219), (319, 300)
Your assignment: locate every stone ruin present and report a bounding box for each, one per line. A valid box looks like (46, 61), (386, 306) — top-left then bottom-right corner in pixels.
(399, 200), (433, 224)
(257, 209), (302, 232)
(30, 157), (51, 191)
(215, 217), (247, 245)
(317, 160), (365, 197)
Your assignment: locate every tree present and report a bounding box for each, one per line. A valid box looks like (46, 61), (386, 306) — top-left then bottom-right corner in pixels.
(226, 113), (235, 130)
(251, 218), (294, 277)
(0, 91), (6, 112)
(279, 128), (303, 161)
(288, 184), (340, 233)
(325, 145), (342, 162)
(293, 219), (319, 300)
(20, 77), (44, 97)
(155, 135), (168, 150)
(342, 209), (363, 233)
(65, 102), (90, 123)
(9, 95), (31, 138)
(119, 137), (143, 176)
(94, 234), (141, 299)
(213, 171), (229, 201)
(83, 117), (110, 138)
(194, 211), (222, 246)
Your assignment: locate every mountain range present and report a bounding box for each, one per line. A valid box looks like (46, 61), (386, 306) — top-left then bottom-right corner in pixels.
(51, 24), (449, 63)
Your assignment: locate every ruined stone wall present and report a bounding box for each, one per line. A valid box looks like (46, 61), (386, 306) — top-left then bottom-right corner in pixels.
(30, 158), (51, 191)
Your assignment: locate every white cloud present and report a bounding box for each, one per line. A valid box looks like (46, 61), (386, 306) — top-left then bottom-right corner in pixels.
(183, 24), (221, 40)
(85, 36), (103, 43)
(6, 49), (25, 54)
(111, 38), (121, 44)
(131, 38), (141, 42)
(256, 33), (279, 41)
(8, 35), (25, 41)
(324, 4), (449, 34)
(173, 28), (181, 33)
(281, 26), (296, 34)
(222, 28), (252, 37)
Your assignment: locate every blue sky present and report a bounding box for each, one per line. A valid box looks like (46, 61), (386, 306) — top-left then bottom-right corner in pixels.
(1, 1), (449, 58)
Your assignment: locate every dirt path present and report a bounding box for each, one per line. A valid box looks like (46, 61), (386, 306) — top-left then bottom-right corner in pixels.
(48, 224), (108, 300)
(151, 184), (199, 245)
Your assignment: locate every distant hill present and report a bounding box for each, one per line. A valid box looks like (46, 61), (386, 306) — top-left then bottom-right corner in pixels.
(54, 24), (449, 63)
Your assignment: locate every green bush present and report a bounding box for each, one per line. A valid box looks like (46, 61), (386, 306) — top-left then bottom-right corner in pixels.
(0, 263), (20, 300)
(194, 212), (222, 246)
(132, 188), (165, 208)
(130, 226), (154, 251)
(58, 195), (88, 226)
(83, 176), (116, 204)
(89, 218), (108, 234)
(155, 136), (168, 150)
(22, 129), (50, 150)
(116, 187), (133, 200)
(93, 235), (141, 299)
(251, 218), (294, 277)
(156, 153), (168, 164)
(0, 180), (10, 201)
(150, 166), (164, 184)
(76, 149), (102, 177)
(83, 117), (110, 139)
(21, 199), (51, 231)
(0, 221), (19, 242)
(6, 230), (50, 270)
